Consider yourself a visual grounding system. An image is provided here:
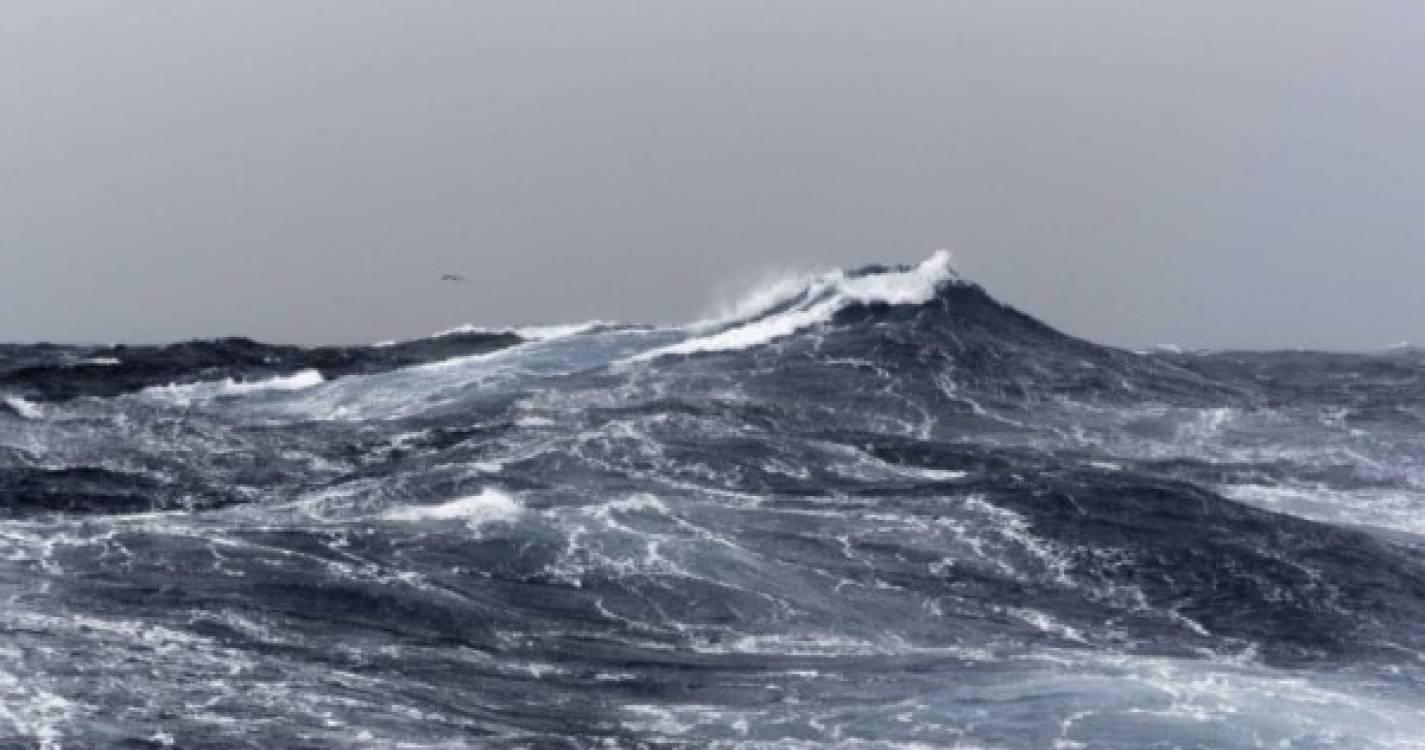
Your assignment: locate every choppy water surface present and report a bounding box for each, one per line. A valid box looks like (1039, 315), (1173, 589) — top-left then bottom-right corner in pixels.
(3, 254), (1424, 748)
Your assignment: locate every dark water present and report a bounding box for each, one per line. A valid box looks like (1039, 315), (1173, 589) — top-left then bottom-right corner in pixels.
(3, 253), (1424, 748)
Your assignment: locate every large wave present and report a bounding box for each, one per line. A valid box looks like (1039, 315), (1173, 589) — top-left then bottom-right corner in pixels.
(655, 249), (960, 356)
(2, 253), (1423, 748)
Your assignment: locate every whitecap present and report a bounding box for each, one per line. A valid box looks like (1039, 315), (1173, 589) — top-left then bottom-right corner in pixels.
(426, 320), (610, 343)
(514, 321), (613, 340)
(2, 396), (44, 420)
(141, 369), (325, 406)
(901, 467), (969, 481)
(633, 250), (959, 360)
(383, 488), (522, 528)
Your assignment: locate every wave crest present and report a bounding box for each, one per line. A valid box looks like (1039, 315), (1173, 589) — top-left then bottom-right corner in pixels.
(140, 369), (326, 407)
(637, 250), (959, 360)
(383, 488), (522, 528)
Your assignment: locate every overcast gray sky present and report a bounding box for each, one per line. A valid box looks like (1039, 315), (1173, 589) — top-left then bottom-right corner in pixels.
(3, 1), (1423, 349)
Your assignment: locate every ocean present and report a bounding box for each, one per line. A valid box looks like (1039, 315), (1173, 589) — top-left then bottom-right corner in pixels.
(2, 252), (1423, 748)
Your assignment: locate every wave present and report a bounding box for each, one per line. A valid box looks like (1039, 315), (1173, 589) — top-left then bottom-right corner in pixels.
(382, 488), (522, 527)
(420, 320), (613, 344)
(4, 251), (1425, 748)
(635, 250), (960, 360)
(0, 333), (522, 405)
(140, 369), (326, 406)
(1, 396), (44, 420)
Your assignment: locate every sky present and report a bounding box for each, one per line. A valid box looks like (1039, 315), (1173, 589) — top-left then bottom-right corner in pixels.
(3, 1), (1424, 349)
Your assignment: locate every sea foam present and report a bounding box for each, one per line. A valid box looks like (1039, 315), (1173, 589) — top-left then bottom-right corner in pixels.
(424, 320), (610, 343)
(2, 395), (44, 420)
(384, 488), (522, 527)
(141, 369), (326, 406)
(635, 250), (958, 360)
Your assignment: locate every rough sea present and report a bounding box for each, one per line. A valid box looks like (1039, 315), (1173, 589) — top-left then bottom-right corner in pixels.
(3, 252), (1424, 748)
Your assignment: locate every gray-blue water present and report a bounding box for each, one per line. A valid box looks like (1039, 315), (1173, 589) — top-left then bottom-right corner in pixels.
(3, 256), (1424, 748)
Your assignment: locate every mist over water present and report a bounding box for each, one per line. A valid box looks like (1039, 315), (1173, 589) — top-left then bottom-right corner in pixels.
(3, 254), (1425, 748)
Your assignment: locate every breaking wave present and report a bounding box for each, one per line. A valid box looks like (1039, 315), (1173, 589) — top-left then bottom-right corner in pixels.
(382, 488), (522, 527)
(640, 249), (959, 359)
(140, 368), (326, 406)
(2, 252), (1424, 748)
(1, 396), (44, 421)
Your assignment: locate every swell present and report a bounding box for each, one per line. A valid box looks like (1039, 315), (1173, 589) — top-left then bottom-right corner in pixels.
(0, 331), (522, 403)
(3, 252), (1424, 748)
